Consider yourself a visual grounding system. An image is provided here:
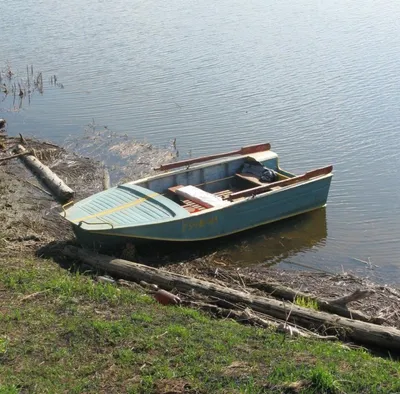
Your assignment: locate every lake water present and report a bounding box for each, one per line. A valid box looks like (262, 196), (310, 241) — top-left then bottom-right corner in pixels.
(2, 0), (400, 283)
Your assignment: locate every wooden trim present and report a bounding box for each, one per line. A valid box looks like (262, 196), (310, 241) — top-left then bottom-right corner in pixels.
(168, 185), (184, 194)
(154, 143), (271, 171)
(229, 165), (333, 200)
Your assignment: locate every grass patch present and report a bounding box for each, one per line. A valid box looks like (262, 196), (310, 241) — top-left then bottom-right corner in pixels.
(294, 296), (319, 310)
(309, 365), (340, 393)
(0, 386), (19, 394)
(0, 256), (399, 393)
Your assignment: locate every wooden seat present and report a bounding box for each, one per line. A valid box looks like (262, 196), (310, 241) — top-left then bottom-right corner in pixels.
(168, 185), (232, 212)
(235, 172), (264, 186)
(175, 185), (229, 208)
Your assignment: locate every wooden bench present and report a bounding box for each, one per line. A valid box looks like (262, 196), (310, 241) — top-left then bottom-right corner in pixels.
(168, 185), (232, 212)
(173, 185), (230, 208)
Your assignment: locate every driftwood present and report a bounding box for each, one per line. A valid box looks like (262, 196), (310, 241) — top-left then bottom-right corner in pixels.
(226, 306), (336, 340)
(243, 278), (379, 323)
(147, 295), (333, 340)
(329, 289), (375, 305)
(63, 246), (400, 352)
(15, 144), (74, 203)
(0, 150), (33, 162)
(102, 167), (110, 190)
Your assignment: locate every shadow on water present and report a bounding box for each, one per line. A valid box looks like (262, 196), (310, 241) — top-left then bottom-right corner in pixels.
(137, 208), (328, 267)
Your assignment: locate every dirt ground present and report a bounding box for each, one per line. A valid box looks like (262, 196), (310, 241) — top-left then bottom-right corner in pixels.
(1, 129), (400, 330)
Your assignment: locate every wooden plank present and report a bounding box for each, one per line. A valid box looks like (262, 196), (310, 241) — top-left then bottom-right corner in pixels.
(169, 185), (229, 208)
(154, 143), (271, 171)
(229, 165), (333, 200)
(168, 185), (184, 194)
(183, 206), (199, 213)
(175, 186), (228, 208)
(181, 200), (206, 212)
(215, 189), (231, 199)
(235, 172), (264, 186)
(235, 173), (288, 187)
(169, 185), (231, 208)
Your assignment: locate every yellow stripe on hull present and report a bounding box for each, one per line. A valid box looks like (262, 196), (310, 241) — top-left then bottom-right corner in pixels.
(72, 192), (160, 223)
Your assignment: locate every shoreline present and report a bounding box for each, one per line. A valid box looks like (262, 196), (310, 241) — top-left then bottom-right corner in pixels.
(1, 133), (399, 330)
(1, 132), (400, 392)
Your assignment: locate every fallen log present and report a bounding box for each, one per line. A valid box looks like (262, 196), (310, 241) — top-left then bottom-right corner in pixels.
(63, 245), (400, 352)
(183, 301), (279, 329)
(15, 144), (74, 203)
(242, 277), (379, 323)
(329, 289), (375, 305)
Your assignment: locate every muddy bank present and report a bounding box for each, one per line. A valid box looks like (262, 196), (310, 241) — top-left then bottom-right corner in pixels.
(1, 130), (400, 331)
(0, 128), (176, 255)
(0, 135), (103, 253)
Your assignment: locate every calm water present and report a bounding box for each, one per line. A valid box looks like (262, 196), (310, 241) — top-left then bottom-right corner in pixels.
(2, 0), (400, 283)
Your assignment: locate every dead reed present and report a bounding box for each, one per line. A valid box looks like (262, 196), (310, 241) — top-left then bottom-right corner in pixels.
(0, 63), (63, 111)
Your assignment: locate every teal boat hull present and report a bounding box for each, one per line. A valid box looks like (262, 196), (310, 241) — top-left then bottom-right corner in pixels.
(71, 174), (332, 251)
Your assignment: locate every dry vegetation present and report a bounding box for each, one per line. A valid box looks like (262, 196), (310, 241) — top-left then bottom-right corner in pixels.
(0, 63), (65, 113)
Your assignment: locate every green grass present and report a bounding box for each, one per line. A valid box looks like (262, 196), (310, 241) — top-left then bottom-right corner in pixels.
(294, 296), (319, 311)
(0, 257), (399, 393)
(309, 366), (340, 393)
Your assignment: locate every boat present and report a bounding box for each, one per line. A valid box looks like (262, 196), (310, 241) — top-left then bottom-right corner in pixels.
(61, 143), (333, 251)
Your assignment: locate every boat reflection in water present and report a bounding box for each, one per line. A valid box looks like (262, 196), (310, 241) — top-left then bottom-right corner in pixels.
(139, 208), (328, 268)
(215, 207), (328, 267)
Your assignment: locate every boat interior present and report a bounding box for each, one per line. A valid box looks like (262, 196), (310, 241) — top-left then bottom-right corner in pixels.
(133, 153), (295, 214)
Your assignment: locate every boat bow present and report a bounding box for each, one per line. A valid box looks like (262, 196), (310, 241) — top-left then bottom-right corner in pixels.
(63, 184), (189, 230)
